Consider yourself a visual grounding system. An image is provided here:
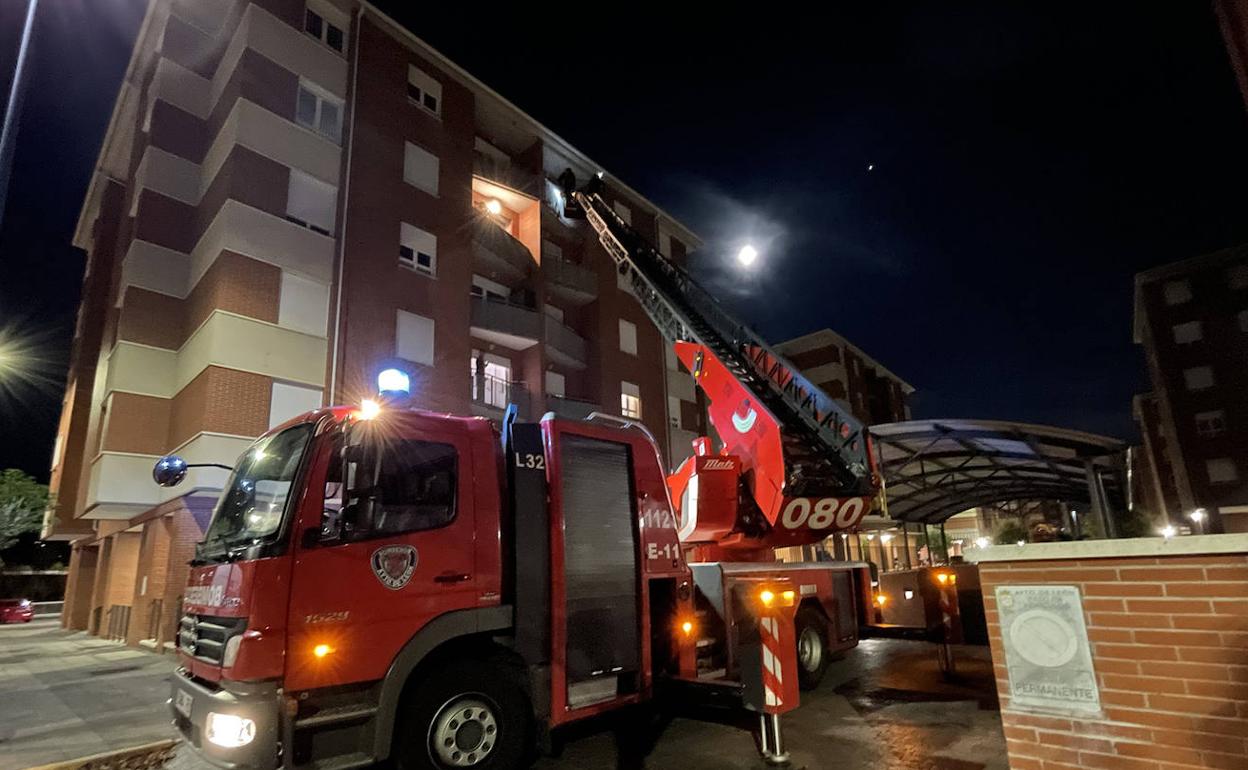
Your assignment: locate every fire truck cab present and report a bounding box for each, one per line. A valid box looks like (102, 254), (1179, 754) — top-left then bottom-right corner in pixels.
(158, 393), (790, 769)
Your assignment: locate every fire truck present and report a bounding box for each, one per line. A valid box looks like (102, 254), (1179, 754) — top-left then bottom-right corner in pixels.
(154, 187), (880, 769)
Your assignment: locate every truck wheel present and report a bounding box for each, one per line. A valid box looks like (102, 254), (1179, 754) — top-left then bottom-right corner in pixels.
(396, 659), (531, 770)
(795, 605), (831, 691)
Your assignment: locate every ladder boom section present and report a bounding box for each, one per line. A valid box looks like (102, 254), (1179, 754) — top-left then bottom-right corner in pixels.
(576, 191), (877, 504)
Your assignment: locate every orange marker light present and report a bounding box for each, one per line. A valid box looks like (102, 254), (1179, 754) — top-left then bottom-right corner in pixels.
(759, 590), (776, 607)
(781, 590), (796, 606)
(875, 593), (887, 606)
(313, 643), (333, 658)
(680, 621), (694, 635)
(936, 572), (949, 585)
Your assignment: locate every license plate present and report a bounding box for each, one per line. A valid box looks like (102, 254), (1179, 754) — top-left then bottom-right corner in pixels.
(175, 689), (193, 718)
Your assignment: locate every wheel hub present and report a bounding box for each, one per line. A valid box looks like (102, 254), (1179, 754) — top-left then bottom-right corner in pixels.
(430, 697), (498, 767)
(798, 626), (824, 672)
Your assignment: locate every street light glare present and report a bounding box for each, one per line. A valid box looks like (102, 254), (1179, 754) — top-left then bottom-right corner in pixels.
(737, 244), (758, 266)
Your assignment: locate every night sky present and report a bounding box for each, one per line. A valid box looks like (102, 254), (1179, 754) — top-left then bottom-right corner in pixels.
(4, 2), (1248, 482)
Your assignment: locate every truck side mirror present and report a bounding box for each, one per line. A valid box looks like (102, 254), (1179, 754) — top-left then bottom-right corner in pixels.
(153, 455), (188, 487)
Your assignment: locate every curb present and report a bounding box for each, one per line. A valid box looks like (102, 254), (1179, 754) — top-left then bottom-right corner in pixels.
(23, 739), (179, 770)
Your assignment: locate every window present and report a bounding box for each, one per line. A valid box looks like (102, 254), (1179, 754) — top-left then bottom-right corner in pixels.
(407, 65), (442, 117)
(269, 382), (322, 428)
(545, 371), (566, 398)
(396, 310), (435, 366)
(470, 352), (510, 408)
(404, 141), (439, 195)
(613, 200), (632, 225)
(1183, 366), (1214, 391)
(1172, 321), (1202, 344)
(669, 396), (681, 429)
(286, 170), (337, 235)
(1207, 458), (1238, 484)
(295, 82), (342, 143)
(304, 6), (344, 53)
(400, 222), (437, 275)
(621, 381), (641, 419)
(619, 319), (638, 355)
(1229, 264), (1248, 290)
(369, 441), (458, 535)
(1195, 410), (1227, 438)
(1163, 280), (1192, 305)
(470, 274), (508, 303)
(278, 272), (329, 336)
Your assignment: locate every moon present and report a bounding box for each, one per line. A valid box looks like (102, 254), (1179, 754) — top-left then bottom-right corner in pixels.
(737, 244), (758, 266)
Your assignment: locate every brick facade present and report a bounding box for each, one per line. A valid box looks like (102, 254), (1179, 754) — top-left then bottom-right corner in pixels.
(978, 539), (1248, 770)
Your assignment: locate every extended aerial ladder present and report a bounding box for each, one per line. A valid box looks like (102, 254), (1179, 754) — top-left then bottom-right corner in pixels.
(573, 188), (881, 554)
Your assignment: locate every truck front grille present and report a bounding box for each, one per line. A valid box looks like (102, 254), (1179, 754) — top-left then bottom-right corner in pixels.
(178, 613), (247, 665)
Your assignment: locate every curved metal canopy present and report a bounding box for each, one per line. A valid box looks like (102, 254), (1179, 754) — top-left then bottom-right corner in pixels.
(869, 419), (1127, 525)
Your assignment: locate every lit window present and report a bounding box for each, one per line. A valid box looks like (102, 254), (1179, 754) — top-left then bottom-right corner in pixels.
(1195, 410), (1226, 438)
(399, 222), (437, 276)
(295, 82), (342, 144)
(286, 170), (337, 235)
(619, 319), (638, 355)
(1172, 321), (1202, 344)
(404, 142), (439, 196)
(396, 310), (435, 366)
(621, 381), (641, 419)
(470, 352), (511, 408)
(1163, 280), (1192, 305)
(1183, 366), (1214, 391)
(407, 65), (442, 117)
(1229, 264), (1248, 290)
(1207, 458), (1238, 484)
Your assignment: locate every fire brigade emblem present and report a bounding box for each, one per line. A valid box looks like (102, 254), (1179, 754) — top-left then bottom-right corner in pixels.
(371, 545), (418, 590)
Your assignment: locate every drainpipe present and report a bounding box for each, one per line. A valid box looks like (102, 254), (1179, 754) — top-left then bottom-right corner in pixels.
(328, 3), (365, 405)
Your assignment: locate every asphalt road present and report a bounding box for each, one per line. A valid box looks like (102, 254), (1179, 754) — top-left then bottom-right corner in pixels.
(1, 621), (1005, 770)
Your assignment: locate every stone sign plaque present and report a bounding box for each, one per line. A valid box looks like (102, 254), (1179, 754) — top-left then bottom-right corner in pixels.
(996, 585), (1101, 715)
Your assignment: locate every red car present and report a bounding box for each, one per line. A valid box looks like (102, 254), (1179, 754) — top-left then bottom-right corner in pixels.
(0, 599), (34, 623)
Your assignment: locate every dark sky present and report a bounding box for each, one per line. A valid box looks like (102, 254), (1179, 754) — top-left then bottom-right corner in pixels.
(4, 2), (1248, 481)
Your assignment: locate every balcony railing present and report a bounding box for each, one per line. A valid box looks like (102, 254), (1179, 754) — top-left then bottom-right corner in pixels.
(471, 373), (531, 418)
(470, 295), (541, 348)
(545, 394), (600, 420)
(473, 151), (540, 197)
(470, 214), (535, 283)
(545, 258), (598, 306)
(544, 315), (587, 370)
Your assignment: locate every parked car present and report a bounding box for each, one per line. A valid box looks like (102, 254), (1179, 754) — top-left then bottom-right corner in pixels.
(0, 599), (34, 623)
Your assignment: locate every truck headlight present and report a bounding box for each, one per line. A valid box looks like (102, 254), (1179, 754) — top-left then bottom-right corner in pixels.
(205, 712), (256, 748)
(222, 635), (242, 668)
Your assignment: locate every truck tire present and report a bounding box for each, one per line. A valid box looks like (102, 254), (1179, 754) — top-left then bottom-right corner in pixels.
(795, 605), (831, 691)
(395, 659), (532, 770)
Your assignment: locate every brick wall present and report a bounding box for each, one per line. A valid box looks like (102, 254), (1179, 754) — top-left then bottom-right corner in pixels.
(978, 537), (1248, 770)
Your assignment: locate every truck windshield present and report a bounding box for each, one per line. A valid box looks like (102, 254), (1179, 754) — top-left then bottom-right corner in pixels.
(200, 423), (314, 555)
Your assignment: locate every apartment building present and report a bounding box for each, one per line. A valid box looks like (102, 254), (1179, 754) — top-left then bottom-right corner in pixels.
(42, 0), (704, 647)
(774, 328), (914, 425)
(1133, 246), (1248, 533)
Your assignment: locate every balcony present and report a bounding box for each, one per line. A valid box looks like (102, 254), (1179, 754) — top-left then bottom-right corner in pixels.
(545, 394), (599, 420)
(470, 295), (541, 350)
(544, 258), (598, 306)
(470, 214), (535, 284)
(544, 315), (587, 370)
(471, 372), (531, 420)
(473, 150), (540, 198)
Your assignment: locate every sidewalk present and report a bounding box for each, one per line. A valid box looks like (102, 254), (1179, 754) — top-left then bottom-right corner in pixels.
(0, 620), (180, 770)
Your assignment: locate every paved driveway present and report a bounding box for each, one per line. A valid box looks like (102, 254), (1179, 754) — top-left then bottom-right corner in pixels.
(2, 621), (1006, 770)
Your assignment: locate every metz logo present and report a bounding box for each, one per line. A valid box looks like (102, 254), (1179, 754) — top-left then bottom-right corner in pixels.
(701, 459), (735, 471)
(371, 545), (418, 590)
(184, 584), (225, 607)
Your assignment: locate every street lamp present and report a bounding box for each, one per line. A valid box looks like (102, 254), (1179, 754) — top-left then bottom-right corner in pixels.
(1189, 508), (1206, 534)
(1160, 525), (1177, 539)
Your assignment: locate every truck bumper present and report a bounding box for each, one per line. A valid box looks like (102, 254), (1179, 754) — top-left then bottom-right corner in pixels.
(170, 667), (281, 769)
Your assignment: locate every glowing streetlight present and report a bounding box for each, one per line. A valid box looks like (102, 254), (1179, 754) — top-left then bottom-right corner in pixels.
(1189, 508), (1206, 530)
(737, 244), (758, 267)
(1161, 525), (1177, 539)
(484, 198), (502, 215)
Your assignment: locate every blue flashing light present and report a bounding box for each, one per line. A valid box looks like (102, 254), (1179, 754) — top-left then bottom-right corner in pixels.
(377, 368), (411, 395)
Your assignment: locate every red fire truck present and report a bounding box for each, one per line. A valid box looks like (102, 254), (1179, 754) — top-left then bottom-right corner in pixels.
(154, 188), (880, 769)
